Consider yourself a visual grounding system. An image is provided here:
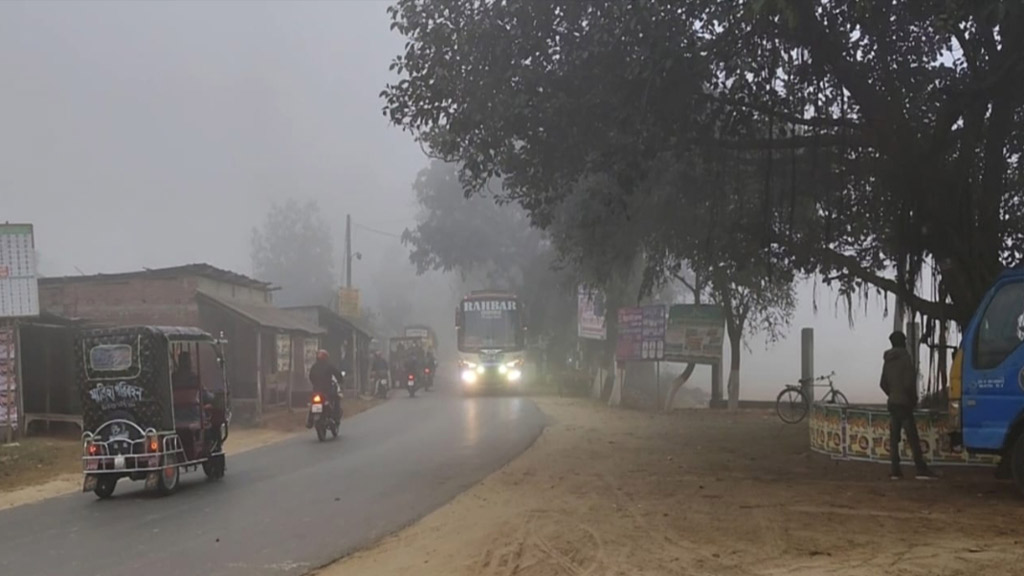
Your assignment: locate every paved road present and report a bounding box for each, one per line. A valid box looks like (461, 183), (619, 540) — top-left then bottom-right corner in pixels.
(0, 387), (544, 576)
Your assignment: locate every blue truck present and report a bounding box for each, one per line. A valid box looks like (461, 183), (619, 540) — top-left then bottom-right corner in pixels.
(950, 266), (1024, 492)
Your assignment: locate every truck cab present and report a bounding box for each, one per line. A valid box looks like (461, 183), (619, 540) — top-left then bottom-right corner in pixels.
(951, 267), (1024, 491)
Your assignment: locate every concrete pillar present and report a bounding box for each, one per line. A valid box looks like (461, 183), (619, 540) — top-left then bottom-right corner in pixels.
(801, 328), (814, 402)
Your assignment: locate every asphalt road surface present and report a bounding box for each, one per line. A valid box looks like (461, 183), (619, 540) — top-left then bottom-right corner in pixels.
(0, 386), (544, 576)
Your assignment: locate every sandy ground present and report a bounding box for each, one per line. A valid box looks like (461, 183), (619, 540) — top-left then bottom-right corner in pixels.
(0, 397), (379, 510)
(324, 397), (1024, 576)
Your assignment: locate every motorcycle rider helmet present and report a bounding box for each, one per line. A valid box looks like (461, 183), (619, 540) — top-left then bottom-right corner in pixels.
(317, 349), (329, 361)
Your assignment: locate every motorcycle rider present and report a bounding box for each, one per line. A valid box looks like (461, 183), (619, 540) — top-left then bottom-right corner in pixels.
(308, 349), (344, 426)
(403, 350), (420, 386)
(424, 348), (437, 386)
(371, 351), (389, 397)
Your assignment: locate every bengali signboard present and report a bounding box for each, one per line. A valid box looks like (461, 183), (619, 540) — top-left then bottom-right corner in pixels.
(664, 304), (724, 362)
(0, 326), (17, 427)
(338, 288), (360, 318)
(0, 224), (38, 318)
(577, 286), (607, 341)
(616, 305), (666, 361)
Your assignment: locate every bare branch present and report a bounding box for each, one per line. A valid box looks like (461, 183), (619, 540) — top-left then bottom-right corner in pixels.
(819, 248), (952, 320)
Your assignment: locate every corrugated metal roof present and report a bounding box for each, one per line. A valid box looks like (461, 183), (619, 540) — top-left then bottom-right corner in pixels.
(282, 305), (375, 338)
(39, 263), (270, 290)
(197, 290), (325, 334)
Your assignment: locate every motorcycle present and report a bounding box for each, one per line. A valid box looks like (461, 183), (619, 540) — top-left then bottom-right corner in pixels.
(405, 371), (418, 398)
(307, 379), (341, 442)
(373, 371), (389, 400)
(423, 366), (434, 391)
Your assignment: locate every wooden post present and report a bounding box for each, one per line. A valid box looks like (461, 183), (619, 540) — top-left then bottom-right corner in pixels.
(801, 328), (814, 402)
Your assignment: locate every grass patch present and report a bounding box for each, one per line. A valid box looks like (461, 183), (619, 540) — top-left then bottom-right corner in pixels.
(0, 437), (81, 492)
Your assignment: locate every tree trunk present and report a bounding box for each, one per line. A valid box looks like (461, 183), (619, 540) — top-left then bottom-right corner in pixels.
(663, 362), (696, 412)
(726, 318), (742, 411)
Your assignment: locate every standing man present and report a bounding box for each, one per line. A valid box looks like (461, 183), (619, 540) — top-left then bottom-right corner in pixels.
(880, 331), (937, 480)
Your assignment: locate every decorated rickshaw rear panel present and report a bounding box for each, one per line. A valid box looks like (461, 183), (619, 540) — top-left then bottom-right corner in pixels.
(77, 328), (174, 433)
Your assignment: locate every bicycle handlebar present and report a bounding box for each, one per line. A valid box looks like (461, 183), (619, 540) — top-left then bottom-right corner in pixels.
(797, 371), (836, 385)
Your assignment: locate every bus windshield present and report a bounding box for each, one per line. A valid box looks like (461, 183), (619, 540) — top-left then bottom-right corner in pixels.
(460, 299), (521, 350)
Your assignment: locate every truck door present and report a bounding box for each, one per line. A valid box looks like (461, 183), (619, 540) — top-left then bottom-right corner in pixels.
(961, 277), (1024, 451)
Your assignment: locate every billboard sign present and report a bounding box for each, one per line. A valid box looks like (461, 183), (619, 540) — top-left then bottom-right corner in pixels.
(577, 286), (606, 341)
(0, 224), (38, 318)
(664, 304), (725, 362)
(338, 287), (360, 318)
(616, 305), (665, 361)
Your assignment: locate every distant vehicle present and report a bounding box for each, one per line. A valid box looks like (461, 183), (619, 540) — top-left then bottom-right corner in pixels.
(456, 290), (527, 393)
(403, 324), (437, 353)
(78, 326), (230, 499)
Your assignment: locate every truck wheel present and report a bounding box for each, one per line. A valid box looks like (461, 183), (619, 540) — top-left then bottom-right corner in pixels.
(1011, 431), (1024, 497)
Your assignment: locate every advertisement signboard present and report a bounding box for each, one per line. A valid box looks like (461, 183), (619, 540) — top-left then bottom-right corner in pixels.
(664, 304), (724, 362)
(338, 288), (360, 318)
(0, 224), (38, 318)
(0, 326), (17, 429)
(616, 305), (666, 361)
(577, 286), (606, 341)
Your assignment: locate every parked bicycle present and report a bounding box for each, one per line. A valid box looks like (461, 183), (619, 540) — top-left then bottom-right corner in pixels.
(775, 371), (848, 424)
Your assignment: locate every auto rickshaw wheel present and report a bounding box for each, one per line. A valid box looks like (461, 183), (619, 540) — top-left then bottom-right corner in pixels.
(203, 455), (226, 480)
(157, 455), (180, 495)
(93, 476), (117, 500)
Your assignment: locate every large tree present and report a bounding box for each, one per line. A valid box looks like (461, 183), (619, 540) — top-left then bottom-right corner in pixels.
(383, 0), (1024, 326)
(251, 198), (336, 307)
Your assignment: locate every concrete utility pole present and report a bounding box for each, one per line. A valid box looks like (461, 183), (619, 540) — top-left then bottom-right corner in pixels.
(345, 214), (352, 288)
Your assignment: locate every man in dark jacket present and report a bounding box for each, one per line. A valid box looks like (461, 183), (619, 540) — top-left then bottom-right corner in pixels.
(308, 350), (344, 425)
(880, 331), (936, 480)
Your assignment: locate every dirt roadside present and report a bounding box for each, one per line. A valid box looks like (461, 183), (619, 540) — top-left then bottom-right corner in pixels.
(0, 396), (379, 510)
(324, 397), (1024, 576)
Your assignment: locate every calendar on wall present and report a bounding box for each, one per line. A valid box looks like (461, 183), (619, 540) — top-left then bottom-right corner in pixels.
(0, 223), (39, 318)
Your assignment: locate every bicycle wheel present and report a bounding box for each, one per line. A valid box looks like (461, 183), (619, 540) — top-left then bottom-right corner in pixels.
(776, 386), (808, 424)
(825, 389), (849, 406)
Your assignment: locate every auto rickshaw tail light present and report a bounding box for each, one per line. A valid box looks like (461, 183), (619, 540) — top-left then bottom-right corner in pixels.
(85, 441), (98, 456)
(147, 432), (159, 453)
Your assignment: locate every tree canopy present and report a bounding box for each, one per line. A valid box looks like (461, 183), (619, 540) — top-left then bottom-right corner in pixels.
(383, 0), (1024, 326)
(251, 198), (337, 307)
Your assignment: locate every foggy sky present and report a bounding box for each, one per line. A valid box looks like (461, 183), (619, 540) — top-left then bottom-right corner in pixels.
(2, 0), (904, 402)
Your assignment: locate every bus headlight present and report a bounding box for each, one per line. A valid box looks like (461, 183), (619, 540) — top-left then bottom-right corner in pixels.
(508, 369), (522, 382)
(461, 370), (477, 384)
(476, 365), (485, 374)
(498, 364), (508, 374)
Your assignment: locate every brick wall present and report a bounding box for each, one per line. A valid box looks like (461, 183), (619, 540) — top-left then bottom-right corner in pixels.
(39, 276), (200, 326)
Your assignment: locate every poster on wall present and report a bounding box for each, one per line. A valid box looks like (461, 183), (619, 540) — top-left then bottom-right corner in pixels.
(844, 409), (872, 460)
(0, 224), (39, 318)
(303, 338), (319, 375)
(275, 334), (292, 373)
(577, 286), (607, 341)
(0, 326), (17, 427)
(664, 305), (724, 362)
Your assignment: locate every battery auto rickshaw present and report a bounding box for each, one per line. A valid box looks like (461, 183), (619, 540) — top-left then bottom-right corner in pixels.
(78, 326), (231, 499)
